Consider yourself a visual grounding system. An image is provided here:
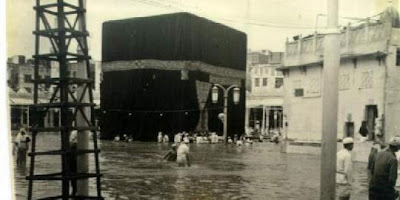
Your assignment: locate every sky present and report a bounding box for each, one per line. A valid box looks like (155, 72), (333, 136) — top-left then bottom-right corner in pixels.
(6, 0), (394, 61)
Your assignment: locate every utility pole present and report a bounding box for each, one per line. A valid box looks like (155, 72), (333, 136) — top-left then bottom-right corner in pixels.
(320, 0), (340, 199)
(77, 0), (90, 196)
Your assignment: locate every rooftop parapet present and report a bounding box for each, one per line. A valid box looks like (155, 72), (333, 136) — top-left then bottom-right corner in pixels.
(283, 11), (398, 68)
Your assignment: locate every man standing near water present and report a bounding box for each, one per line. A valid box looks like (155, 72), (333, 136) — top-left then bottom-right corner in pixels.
(336, 137), (354, 200)
(16, 128), (31, 165)
(177, 138), (190, 167)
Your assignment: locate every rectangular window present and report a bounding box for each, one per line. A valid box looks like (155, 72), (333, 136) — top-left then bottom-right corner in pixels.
(255, 78), (260, 87)
(294, 88), (304, 97)
(339, 74), (350, 90)
(262, 78), (268, 86)
(73, 71), (77, 77)
(306, 77), (321, 96)
(275, 78), (283, 88)
(397, 48), (400, 66)
(24, 74), (32, 83)
(360, 71), (373, 89)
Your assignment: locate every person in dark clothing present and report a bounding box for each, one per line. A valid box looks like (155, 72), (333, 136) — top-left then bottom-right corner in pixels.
(16, 129), (31, 166)
(164, 144), (177, 162)
(359, 121), (369, 138)
(367, 142), (387, 180)
(369, 137), (400, 200)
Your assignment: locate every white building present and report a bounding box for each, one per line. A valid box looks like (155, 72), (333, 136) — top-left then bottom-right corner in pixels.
(280, 7), (400, 144)
(245, 50), (285, 137)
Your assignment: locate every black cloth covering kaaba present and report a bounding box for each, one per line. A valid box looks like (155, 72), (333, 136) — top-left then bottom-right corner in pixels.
(102, 12), (247, 70)
(101, 13), (246, 141)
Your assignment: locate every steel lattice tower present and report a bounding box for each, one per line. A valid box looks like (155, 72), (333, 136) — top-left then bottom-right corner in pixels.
(28, 0), (102, 199)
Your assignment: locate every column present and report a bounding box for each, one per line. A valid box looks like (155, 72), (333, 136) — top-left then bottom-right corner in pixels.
(274, 108), (278, 130)
(20, 107), (24, 128)
(245, 107), (250, 135)
(261, 105), (266, 136)
(265, 107), (270, 136)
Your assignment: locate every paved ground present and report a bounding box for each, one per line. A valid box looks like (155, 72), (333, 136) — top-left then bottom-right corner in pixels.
(13, 134), (370, 199)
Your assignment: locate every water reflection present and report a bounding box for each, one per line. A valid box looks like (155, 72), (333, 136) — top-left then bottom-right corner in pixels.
(13, 134), (369, 199)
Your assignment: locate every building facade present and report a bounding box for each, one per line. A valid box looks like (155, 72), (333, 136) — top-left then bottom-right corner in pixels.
(280, 7), (400, 143)
(7, 56), (51, 130)
(245, 50), (284, 137)
(7, 55), (102, 130)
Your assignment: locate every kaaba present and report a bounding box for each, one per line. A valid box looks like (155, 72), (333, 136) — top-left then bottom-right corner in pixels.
(101, 12), (247, 141)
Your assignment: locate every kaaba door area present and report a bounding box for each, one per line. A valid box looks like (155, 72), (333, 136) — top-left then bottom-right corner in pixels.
(100, 13), (247, 141)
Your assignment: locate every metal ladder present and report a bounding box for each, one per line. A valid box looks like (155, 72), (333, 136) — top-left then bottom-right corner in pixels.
(27, 0), (102, 199)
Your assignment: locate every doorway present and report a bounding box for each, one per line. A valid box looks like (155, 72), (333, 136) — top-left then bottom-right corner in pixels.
(365, 105), (378, 140)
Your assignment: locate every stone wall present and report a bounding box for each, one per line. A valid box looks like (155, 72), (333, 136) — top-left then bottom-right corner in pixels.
(282, 56), (386, 141)
(384, 35), (400, 141)
(283, 65), (323, 141)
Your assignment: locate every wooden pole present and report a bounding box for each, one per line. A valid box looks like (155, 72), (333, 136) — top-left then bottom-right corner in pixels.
(320, 0), (340, 199)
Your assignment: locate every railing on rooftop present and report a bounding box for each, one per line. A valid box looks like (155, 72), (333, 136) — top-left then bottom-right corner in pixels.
(285, 15), (392, 57)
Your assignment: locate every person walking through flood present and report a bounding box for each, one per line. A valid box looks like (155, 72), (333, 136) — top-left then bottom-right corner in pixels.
(336, 137), (354, 200)
(174, 132), (182, 143)
(369, 136), (400, 200)
(234, 134), (238, 143)
(270, 129), (280, 143)
(227, 137), (233, 144)
(16, 128), (31, 165)
(163, 144), (177, 161)
(236, 136), (243, 146)
(163, 133), (169, 143)
(177, 138), (191, 167)
(157, 132), (163, 143)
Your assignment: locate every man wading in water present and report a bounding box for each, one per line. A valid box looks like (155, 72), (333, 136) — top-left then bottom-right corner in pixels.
(177, 138), (191, 167)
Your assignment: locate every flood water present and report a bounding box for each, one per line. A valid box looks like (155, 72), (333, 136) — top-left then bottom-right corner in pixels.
(13, 133), (369, 200)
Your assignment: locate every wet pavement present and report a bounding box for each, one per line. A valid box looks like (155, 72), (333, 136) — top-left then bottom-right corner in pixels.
(13, 133), (369, 199)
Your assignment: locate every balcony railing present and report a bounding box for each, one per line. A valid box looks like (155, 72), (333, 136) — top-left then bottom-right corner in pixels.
(284, 18), (392, 67)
